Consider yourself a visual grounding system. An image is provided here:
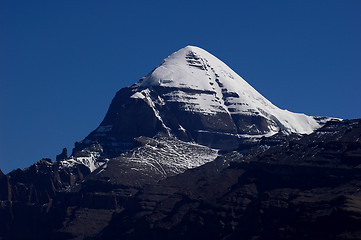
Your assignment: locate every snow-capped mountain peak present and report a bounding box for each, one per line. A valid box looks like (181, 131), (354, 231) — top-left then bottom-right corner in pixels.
(136, 45), (320, 135)
(64, 46), (330, 173)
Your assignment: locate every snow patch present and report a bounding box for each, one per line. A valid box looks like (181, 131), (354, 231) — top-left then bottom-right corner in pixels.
(60, 151), (108, 172)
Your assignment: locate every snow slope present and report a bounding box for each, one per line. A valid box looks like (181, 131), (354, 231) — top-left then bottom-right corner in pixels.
(135, 45), (320, 135)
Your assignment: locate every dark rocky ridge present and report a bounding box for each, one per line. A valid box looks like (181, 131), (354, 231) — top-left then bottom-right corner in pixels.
(98, 119), (361, 240)
(1, 119), (360, 239)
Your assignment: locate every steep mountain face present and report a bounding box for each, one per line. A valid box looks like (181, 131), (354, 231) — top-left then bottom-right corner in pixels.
(84, 46), (321, 154)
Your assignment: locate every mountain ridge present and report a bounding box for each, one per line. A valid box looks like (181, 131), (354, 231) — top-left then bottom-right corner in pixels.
(1, 119), (360, 239)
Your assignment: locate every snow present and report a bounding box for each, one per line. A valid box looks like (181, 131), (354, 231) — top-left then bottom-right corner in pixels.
(136, 45), (321, 134)
(74, 152), (103, 172)
(130, 91), (146, 99)
(123, 136), (219, 177)
(162, 90), (222, 114)
(59, 151), (108, 172)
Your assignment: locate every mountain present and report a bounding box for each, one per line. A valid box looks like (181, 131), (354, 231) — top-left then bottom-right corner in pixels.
(60, 45), (326, 177)
(1, 46), (354, 240)
(87, 46), (321, 149)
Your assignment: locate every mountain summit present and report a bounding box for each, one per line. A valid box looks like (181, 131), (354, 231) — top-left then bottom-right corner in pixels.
(85, 46), (322, 154)
(139, 45), (320, 133)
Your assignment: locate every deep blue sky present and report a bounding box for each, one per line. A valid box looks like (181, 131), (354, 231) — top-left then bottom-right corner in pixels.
(1, 1), (360, 173)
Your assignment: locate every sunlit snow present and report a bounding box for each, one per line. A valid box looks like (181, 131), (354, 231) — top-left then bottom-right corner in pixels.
(136, 46), (321, 134)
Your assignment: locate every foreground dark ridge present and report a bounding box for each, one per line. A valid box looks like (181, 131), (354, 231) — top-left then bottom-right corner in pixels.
(1, 119), (360, 239)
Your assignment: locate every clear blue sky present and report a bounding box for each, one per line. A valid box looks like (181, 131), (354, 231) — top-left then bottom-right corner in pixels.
(1, 0), (360, 173)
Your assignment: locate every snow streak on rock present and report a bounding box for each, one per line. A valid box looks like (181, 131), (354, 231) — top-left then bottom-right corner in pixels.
(125, 136), (219, 177)
(60, 150), (107, 172)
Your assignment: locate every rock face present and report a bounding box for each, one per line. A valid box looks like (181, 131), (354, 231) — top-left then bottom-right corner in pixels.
(56, 148), (68, 161)
(0, 170), (10, 201)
